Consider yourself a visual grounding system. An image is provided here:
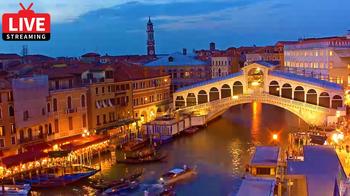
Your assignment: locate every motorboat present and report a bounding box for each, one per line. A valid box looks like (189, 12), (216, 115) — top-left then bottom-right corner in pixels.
(159, 167), (197, 185)
(102, 180), (139, 195)
(0, 184), (31, 195)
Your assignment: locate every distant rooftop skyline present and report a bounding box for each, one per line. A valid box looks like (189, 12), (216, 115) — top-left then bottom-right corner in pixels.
(0, 0), (349, 57)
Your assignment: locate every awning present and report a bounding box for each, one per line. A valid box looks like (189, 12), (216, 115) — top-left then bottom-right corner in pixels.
(1, 151), (48, 168)
(60, 135), (108, 151)
(310, 135), (327, 145)
(96, 119), (137, 133)
(25, 142), (51, 152)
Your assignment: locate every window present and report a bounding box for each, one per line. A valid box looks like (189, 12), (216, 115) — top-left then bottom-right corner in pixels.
(53, 98), (57, 112)
(54, 119), (59, 133)
(81, 95), (86, 107)
(95, 87), (99, 95)
(67, 96), (72, 109)
(10, 124), (15, 134)
(0, 139), (4, 148)
(82, 114), (87, 127)
(256, 167), (272, 175)
(8, 106), (14, 116)
(0, 126), (5, 136)
(47, 103), (51, 113)
(97, 115), (100, 125)
(102, 87), (105, 94)
(69, 79), (73, 88)
(103, 114), (106, 124)
(11, 137), (15, 145)
(7, 92), (13, 101)
(55, 80), (59, 89)
(42, 108), (46, 115)
(69, 117), (73, 130)
(329, 51), (333, 56)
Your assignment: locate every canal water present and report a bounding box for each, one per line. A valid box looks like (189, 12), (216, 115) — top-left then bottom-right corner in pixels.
(32, 103), (307, 196)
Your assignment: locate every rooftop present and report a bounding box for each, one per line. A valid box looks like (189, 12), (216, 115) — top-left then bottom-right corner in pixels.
(176, 71), (243, 93)
(145, 52), (208, 67)
(287, 146), (346, 196)
(250, 146), (280, 166)
(237, 178), (275, 196)
(270, 71), (343, 91)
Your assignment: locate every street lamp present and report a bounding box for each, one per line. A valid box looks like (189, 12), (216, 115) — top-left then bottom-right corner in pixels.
(273, 133), (278, 141)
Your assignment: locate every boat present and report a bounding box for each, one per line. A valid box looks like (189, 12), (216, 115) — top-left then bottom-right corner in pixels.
(144, 184), (176, 196)
(30, 169), (99, 188)
(122, 139), (149, 152)
(89, 170), (143, 190)
(0, 184), (31, 196)
(102, 180), (139, 195)
(158, 167), (197, 186)
(117, 153), (167, 164)
(125, 147), (155, 159)
(183, 127), (200, 135)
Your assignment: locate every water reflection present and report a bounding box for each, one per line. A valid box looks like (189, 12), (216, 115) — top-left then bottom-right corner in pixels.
(33, 104), (306, 196)
(251, 101), (262, 144)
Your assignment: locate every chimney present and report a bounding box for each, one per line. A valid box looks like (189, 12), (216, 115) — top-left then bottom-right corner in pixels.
(182, 48), (187, 55)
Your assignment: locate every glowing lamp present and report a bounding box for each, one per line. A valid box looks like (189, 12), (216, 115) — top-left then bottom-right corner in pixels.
(272, 133), (278, 141)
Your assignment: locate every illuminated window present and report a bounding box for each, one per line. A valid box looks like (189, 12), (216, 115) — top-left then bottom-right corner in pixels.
(329, 62), (333, 69)
(329, 51), (333, 56)
(0, 126), (4, 136)
(315, 51), (319, 56)
(185, 71), (190, 77)
(348, 64), (350, 69)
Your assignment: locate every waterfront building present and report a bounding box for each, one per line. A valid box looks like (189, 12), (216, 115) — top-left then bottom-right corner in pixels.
(144, 52), (210, 93)
(0, 54), (21, 71)
(249, 146), (281, 178)
(283, 33), (350, 87)
(0, 78), (16, 156)
(287, 145), (347, 195)
(46, 70), (88, 141)
(237, 178), (276, 196)
(210, 55), (232, 78)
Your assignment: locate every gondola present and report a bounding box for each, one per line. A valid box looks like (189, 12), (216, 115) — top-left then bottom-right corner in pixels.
(89, 170), (143, 190)
(117, 153), (167, 164)
(30, 169), (99, 188)
(102, 180), (139, 195)
(0, 184), (31, 196)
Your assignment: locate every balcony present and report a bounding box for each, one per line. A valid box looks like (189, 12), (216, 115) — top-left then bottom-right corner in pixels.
(66, 108), (77, 114)
(18, 134), (45, 144)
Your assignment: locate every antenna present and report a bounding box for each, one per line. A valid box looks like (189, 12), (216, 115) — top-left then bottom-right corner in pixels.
(19, 3), (33, 10)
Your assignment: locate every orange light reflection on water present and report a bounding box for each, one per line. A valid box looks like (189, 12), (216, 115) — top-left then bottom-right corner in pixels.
(251, 101), (262, 145)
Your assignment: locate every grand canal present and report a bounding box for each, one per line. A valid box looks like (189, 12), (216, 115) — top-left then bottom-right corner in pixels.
(33, 102), (307, 196)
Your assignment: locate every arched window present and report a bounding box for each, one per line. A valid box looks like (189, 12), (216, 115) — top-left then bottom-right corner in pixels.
(186, 93), (196, 107)
(332, 95), (343, 109)
(269, 81), (279, 96)
(281, 83), (292, 99)
(209, 87), (219, 102)
(319, 92), (330, 108)
(306, 89), (317, 105)
(175, 96), (185, 109)
(221, 84), (231, 98)
(233, 81), (243, 95)
(198, 90), (208, 104)
(294, 86), (304, 102)
(81, 94), (86, 107)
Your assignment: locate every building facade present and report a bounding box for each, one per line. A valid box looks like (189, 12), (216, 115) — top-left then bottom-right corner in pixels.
(210, 56), (232, 78)
(145, 52), (210, 93)
(283, 35), (350, 87)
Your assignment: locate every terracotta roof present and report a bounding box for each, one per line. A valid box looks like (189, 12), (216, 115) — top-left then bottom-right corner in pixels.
(0, 53), (21, 60)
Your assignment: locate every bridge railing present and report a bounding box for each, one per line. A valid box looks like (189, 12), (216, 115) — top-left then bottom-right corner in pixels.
(177, 92), (337, 114)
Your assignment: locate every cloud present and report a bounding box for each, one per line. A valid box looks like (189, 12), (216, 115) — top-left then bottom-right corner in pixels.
(0, 0), (234, 23)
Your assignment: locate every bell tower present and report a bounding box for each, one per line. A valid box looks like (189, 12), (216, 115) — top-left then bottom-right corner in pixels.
(147, 17), (155, 56)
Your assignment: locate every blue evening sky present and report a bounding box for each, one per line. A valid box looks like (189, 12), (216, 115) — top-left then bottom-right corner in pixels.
(0, 0), (349, 57)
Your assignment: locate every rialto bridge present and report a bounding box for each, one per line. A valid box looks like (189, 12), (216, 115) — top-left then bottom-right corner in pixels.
(173, 62), (345, 126)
